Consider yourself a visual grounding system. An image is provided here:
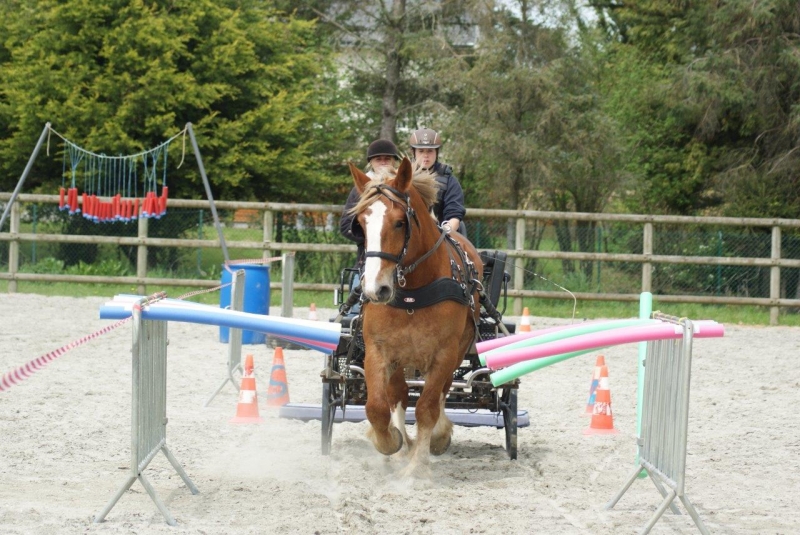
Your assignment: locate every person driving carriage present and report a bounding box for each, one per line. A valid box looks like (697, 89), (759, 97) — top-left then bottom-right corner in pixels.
(407, 128), (466, 236)
(339, 130), (467, 265)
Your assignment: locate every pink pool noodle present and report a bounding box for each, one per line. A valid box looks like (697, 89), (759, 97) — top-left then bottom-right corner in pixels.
(475, 320), (609, 353)
(485, 320), (725, 369)
(277, 335), (337, 353)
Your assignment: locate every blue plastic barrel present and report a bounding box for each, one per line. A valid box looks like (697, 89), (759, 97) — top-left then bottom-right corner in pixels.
(219, 264), (270, 344)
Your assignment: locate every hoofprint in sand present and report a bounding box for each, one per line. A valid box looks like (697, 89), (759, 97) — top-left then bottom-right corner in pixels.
(1, 293), (798, 534)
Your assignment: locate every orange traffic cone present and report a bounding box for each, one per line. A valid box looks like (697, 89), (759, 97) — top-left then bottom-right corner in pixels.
(584, 355), (606, 415)
(231, 355), (263, 423)
(584, 365), (618, 435)
(308, 303), (318, 321)
(266, 347), (290, 407)
(519, 307), (532, 332)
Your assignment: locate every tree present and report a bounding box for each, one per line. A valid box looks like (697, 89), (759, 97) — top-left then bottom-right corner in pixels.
(593, 0), (800, 219)
(444, 1), (623, 278)
(590, 0), (719, 214)
(0, 0), (351, 203)
(293, 0), (473, 146)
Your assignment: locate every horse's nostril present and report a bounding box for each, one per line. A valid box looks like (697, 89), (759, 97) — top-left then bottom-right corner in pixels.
(376, 286), (392, 301)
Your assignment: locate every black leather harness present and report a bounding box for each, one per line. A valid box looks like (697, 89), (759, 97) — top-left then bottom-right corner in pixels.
(358, 183), (481, 314)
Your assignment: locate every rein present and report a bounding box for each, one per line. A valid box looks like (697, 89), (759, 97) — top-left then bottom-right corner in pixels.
(359, 183), (481, 318)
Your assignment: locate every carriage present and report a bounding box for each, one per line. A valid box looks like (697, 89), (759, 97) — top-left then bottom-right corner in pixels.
(320, 249), (521, 459)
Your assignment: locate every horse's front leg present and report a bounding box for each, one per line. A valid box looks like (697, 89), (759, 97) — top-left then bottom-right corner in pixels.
(364, 352), (403, 456)
(402, 360), (455, 476)
(387, 366), (413, 454)
(430, 374), (455, 456)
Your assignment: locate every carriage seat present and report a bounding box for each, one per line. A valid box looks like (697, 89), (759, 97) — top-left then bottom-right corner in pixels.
(479, 250), (510, 308)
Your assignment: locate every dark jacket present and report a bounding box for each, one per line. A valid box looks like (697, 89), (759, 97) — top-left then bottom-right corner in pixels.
(339, 162), (466, 260)
(430, 162), (466, 224)
(340, 186), (363, 252)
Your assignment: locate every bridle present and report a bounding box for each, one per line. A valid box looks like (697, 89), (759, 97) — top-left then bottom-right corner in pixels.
(361, 183), (448, 288)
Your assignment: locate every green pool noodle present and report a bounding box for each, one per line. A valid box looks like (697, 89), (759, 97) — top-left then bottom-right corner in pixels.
(479, 318), (657, 366)
(490, 347), (603, 387)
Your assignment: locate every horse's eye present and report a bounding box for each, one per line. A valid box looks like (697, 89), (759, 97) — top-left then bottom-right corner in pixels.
(394, 220), (404, 229)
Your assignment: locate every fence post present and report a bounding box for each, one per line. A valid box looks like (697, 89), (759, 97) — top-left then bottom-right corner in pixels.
(770, 225), (781, 326)
(641, 222), (653, 292)
(263, 209), (274, 262)
(32, 205), (38, 264)
(281, 252), (295, 318)
(8, 201), (20, 293)
(513, 217), (525, 315)
(136, 216), (148, 296)
(196, 210), (204, 275)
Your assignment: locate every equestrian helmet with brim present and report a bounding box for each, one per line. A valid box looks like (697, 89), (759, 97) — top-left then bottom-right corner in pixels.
(366, 139), (400, 162)
(408, 128), (442, 149)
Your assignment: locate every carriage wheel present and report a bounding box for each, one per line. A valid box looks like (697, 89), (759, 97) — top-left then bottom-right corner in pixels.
(501, 387), (518, 460)
(321, 382), (337, 456)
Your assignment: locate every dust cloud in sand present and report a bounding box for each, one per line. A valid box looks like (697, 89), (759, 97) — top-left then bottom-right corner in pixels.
(1, 293), (798, 534)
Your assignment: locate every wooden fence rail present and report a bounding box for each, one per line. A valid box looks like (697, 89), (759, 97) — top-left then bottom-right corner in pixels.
(3, 193), (800, 324)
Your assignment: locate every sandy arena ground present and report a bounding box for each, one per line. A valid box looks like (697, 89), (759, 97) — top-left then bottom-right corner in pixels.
(1, 293), (798, 534)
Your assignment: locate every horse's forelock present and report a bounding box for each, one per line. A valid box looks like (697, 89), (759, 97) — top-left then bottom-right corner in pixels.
(350, 168), (439, 217)
(350, 178), (386, 216)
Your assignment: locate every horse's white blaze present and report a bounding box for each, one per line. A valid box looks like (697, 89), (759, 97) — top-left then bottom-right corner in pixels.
(362, 200), (392, 298)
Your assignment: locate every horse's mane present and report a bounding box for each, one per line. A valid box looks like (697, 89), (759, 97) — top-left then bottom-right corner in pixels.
(350, 167), (439, 216)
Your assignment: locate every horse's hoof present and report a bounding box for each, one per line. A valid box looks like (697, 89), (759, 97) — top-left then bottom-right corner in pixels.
(386, 426), (404, 455)
(430, 434), (451, 456)
(369, 426), (404, 456)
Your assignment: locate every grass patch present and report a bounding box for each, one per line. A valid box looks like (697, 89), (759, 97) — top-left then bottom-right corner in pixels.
(517, 297), (800, 326)
(3, 281), (798, 326)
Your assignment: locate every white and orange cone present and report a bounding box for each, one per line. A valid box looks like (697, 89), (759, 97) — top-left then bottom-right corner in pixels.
(231, 354), (263, 423)
(266, 347), (290, 407)
(308, 303), (318, 321)
(584, 355), (606, 415)
(519, 307), (532, 332)
(583, 365), (618, 435)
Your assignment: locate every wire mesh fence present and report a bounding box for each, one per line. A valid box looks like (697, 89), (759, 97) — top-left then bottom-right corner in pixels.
(3, 197), (800, 304)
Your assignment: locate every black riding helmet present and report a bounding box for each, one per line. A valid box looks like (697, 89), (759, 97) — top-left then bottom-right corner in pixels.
(366, 139), (400, 162)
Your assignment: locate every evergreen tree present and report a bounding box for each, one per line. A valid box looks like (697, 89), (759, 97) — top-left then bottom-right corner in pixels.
(593, 0), (800, 218)
(0, 0), (352, 203)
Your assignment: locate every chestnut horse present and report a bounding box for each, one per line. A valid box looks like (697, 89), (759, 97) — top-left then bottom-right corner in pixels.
(348, 157), (483, 475)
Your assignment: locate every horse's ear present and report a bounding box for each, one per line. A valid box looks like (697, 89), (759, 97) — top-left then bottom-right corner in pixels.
(394, 157), (413, 192)
(349, 161), (370, 193)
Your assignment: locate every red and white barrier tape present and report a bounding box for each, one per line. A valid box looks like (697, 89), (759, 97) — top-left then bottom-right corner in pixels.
(1, 271), (259, 393)
(176, 282), (230, 301)
(0, 317), (130, 393)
